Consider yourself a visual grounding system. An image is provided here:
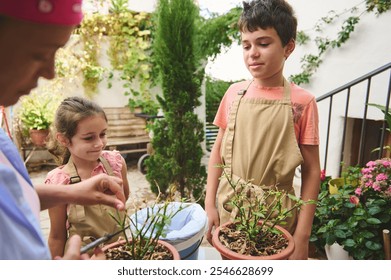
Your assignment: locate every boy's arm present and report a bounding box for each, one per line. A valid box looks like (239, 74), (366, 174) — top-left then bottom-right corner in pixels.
(290, 144), (320, 260)
(205, 128), (225, 244)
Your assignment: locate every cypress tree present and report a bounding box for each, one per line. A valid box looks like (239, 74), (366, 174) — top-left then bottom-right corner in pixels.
(146, 0), (206, 202)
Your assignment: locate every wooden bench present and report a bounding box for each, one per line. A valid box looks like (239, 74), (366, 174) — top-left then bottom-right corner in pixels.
(205, 122), (218, 152)
(103, 107), (150, 156)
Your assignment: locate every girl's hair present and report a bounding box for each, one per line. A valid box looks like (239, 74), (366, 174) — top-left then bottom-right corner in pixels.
(238, 0), (297, 46)
(47, 96), (107, 165)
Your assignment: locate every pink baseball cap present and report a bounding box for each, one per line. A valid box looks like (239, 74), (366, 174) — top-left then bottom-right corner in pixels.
(0, 0), (83, 26)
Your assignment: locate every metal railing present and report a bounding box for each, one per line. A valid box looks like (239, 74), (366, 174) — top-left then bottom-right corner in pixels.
(317, 62), (391, 175)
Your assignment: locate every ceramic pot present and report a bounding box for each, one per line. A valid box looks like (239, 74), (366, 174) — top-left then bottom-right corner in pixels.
(212, 221), (295, 260)
(328, 178), (344, 194)
(325, 242), (352, 260)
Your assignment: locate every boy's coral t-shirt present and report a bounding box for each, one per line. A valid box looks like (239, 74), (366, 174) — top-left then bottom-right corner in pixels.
(213, 80), (319, 145)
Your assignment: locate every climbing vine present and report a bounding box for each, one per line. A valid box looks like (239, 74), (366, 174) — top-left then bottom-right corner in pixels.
(290, 0), (391, 85)
(76, 14), (107, 96)
(53, 0), (157, 113)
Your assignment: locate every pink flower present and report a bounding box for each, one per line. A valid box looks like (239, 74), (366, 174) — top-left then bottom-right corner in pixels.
(361, 168), (371, 175)
(320, 169), (326, 181)
(363, 172), (372, 178)
(376, 173), (388, 182)
(372, 183), (381, 192)
(366, 161), (376, 168)
(359, 158), (391, 198)
(355, 188), (362, 196)
(350, 195), (360, 205)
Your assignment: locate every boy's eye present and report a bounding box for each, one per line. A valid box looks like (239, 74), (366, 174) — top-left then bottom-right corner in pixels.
(100, 132), (106, 138)
(83, 136), (94, 141)
(259, 43), (270, 47)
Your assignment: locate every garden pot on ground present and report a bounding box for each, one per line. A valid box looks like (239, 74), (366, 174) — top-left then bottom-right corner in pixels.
(212, 221), (295, 260)
(29, 129), (49, 147)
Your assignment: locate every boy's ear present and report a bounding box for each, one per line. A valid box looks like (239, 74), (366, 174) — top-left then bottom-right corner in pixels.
(284, 39), (296, 59)
(56, 133), (70, 147)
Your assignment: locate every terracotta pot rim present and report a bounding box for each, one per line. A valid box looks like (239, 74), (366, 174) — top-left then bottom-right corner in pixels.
(29, 128), (49, 147)
(102, 238), (181, 260)
(212, 220), (295, 260)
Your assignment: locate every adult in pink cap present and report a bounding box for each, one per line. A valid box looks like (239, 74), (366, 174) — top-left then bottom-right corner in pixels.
(0, 0), (126, 260)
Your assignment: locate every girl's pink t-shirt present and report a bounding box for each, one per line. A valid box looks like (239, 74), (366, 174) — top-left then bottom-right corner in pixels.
(45, 150), (124, 185)
(213, 80), (319, 145)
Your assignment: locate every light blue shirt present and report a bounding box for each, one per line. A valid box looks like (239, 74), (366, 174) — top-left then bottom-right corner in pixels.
(0, 129), (51, 259)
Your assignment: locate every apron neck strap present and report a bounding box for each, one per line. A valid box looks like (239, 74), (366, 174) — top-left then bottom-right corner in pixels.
(282, 77), (291, 102)
(238, 79), (254, 96)
(66, 155), (114, 184)
(238, 78), (291, 100)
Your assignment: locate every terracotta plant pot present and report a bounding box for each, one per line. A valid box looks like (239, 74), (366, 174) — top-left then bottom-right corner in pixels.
(101, 239), (181, 260)
(212, 221), (295, 260)
(29, 129), (49, 147)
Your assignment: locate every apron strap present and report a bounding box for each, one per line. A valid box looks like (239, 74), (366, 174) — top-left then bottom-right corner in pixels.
(238, 79), (253, 96)
(66, 156), (114, 184)
(66, 158), (81, 184)
(224, 80), (253, 177)
(282, 77), (291, 103)
(99, 156), (114, 176)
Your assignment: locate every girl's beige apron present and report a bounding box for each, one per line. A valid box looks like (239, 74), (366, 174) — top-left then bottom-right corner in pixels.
(217, 78), (303, 234)
(65, 156), (124, 252)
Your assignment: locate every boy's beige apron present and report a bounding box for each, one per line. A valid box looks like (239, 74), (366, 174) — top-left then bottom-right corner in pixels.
(217, 78), (303, 234)
(65, 156), (124, 252)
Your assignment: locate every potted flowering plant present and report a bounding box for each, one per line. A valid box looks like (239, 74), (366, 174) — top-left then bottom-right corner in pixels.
(15, 90), (63, 146)
(311, 159), (391, 259)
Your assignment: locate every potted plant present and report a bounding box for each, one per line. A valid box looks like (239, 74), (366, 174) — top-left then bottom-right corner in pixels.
(310, 174), (356, 259)
(212, 167), (314, 260)
(16, 90), (62, 147)
(100, 197), (185, 260)
(311, 159), (391, 259)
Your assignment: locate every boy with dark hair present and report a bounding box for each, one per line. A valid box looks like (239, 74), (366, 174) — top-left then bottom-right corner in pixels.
(205, 0), (320, 259)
